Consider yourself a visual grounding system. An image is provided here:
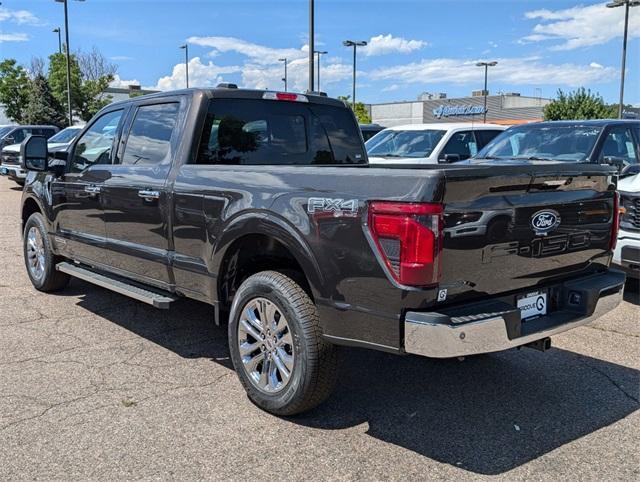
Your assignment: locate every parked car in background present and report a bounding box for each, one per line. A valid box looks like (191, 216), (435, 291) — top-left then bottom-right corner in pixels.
(615, 165), (640, 279)
(1, 125), (83, 185)
(0, 125), (59, 151)
(474, 120), (640, 169)
(359, 123), (384, 142)
(366, 123), (506, 165)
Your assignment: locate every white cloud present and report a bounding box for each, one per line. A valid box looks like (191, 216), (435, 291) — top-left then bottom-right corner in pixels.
(381, 84), (400, 92)
(154, 57), (241, 90)
(109, 75), (141, 89)
(370, 57), (618, 88)
(187, 36), (307, 65)
(522, 2), (640, 50)
(0, 7), (40, 25)
(363, 34), (427, 56)
(0, 33), (28, 42)
(110, 55), (134, 62)
(240, 56), (352, 92)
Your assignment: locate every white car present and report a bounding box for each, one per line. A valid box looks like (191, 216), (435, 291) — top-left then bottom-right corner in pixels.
(0, 125), (84, 184)
(366, 123), (507, 165)
(615, 166), (640, 279)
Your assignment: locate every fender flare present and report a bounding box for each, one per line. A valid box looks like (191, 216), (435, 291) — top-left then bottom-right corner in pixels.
(211, 211), (326, 301)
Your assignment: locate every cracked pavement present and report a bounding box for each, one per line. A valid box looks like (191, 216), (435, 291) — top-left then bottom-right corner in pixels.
(0, 177), (638, 480)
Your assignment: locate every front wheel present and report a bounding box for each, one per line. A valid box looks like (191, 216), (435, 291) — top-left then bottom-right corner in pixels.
(23, 213), (69, 292)
(228, 271), (337, 416)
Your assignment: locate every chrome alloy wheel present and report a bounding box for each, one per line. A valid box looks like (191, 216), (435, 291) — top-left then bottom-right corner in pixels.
(26, 226), (46, 281)
(237, 297), (295, 394)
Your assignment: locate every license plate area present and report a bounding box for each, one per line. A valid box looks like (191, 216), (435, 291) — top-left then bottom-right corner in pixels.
(517, 290), (547, 320)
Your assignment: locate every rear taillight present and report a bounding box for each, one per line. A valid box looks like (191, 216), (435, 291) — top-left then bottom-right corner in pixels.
(610, 192), (621, 251)
(367, 201), (443, 287)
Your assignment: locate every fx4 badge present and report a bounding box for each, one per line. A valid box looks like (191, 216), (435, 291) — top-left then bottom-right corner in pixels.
(530, 209), (561, 235)
(307, 197), (359, 216)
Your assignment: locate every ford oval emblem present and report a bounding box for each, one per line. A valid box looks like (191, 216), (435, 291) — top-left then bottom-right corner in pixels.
(530, 209), (561, 235)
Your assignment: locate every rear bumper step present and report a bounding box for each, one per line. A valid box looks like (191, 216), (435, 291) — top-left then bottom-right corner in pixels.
(56, 262), (178, 309)
(404, 269), (625, 358)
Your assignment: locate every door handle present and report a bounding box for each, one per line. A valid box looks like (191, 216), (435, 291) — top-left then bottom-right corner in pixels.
(84, 185), (101, 195)
(137, 189), (160, 201)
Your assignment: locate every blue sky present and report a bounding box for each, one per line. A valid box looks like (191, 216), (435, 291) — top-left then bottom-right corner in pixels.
(1, 0), (638, 105)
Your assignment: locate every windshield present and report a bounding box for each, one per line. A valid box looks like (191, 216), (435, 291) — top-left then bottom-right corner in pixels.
(477, 125), (603, 161)
(49, 127), (82, 143)
(0, 127), (13, 138)
(366, 129), (446, 158)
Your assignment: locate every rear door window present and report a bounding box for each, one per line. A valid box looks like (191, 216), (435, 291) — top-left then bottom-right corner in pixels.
(196, 98), (365, 165)
(121, 103), (180, 166)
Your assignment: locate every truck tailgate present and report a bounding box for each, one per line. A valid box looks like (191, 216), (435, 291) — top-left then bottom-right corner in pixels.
(439, 163), (617, 301)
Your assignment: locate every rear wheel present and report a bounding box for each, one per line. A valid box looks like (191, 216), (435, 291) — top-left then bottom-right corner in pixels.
(23, 213), (69, 292)
(228, 271), (337, 416)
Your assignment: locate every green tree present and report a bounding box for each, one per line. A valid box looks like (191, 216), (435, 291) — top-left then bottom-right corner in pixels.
(23, 75), (66, 128)
(0, 59), (30, 123)
(543, 88), (617, 121)
(338, 95), (372, 124)
(48, 48), (115, 122)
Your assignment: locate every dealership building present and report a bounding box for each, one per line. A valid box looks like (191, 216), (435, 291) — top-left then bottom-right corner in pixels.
(368, 91), (553, 127)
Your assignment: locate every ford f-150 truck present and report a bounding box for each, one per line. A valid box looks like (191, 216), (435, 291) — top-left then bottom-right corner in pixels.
(19, 87), (625, 415)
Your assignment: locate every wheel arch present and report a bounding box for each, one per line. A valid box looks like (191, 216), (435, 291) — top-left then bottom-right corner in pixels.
(212, 212), (325, 312)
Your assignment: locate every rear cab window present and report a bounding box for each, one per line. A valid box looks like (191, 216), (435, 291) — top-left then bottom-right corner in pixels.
(196, 98), (365, 165)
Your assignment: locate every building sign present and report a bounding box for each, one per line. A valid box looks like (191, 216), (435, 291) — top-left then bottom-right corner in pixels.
(433, 105), (487, 118)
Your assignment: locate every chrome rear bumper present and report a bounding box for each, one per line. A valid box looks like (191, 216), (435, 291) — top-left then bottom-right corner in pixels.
(404, 270), (625, 358)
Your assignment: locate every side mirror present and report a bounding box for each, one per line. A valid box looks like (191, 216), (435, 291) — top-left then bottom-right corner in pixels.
(603, 156), (625, 171)
(20, 135), (48, 171)
(620, 164), (640, 178)
(439, 153), (461, 164)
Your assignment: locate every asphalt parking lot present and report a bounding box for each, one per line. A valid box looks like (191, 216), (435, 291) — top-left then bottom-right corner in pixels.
(0, 176), (638, 480)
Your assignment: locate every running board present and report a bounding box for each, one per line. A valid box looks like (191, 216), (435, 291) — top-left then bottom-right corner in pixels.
(56, 262), (178, 309)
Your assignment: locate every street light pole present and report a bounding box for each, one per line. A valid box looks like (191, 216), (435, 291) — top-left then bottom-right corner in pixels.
(314, 50), (327, 92)
(607, 0), (640, 119)
(278, 58), (288, 91)
(476, 61), (498, 123)
(53, 27), (62, 54)
(180, 44), (189, 88)
(309, 0), (314, 92)
(56, 0), (84, 126)
(343, 40), (367, 107)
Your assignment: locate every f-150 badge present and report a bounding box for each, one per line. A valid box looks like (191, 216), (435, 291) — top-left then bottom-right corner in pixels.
(307, 197), (358, 216)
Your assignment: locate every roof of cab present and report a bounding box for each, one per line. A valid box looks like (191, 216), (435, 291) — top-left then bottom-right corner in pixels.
(107, 87), (348, 108)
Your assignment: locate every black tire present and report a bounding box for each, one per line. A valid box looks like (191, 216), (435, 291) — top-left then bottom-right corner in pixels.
(23, 212), (70, 292)
(228, 271), (337, 416)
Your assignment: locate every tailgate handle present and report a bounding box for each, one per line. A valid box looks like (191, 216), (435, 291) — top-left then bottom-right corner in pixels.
(138, 189), (160, 201)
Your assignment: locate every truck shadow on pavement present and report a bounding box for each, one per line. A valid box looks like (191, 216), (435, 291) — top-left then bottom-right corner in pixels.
(65, 279), (639, 476)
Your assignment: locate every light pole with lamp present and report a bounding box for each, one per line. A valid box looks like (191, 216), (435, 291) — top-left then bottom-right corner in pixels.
(55, 0), (85, 127)
(53, 27), (62, 54)
(314, 50), (327, 92)
(476, 61), (497, 123)
(343, 40), (367, 107)
(179, 44), (189, 88)
(279, 58), (288, 91)
(607, 0), (640, 118)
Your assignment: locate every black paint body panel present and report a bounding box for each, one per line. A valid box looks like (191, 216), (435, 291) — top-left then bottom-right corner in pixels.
(21, 88), (619, 353)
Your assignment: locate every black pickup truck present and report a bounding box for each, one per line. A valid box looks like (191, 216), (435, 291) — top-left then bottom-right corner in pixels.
(19, 87), (625, 415)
